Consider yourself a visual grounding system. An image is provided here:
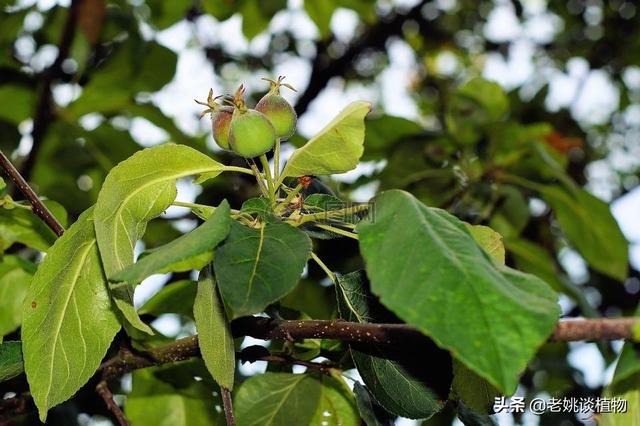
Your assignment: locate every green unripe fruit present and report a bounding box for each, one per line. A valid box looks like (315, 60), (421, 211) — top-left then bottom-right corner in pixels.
(211, 106), (233, 150)
(196, 89), (233, 151)
(256, 75), (297, 139)
(229, 109), (276, 158)
(256, 93), (297, 139)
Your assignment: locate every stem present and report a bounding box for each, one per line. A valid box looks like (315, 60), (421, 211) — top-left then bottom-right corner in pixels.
(0, 150), (65, 237)
(294, 204), (370, 226)
(259, 154), (275, 202)
(221, 387), (236, 426)
(314, 223), (358, 240)
(274, 138), (281, 184)
(274, 183), (303, 214)
(248, 160), (269, 197)
(222, 165), (256, 176)
(310, 252), (336, 284)
(96, 380), (130, 426)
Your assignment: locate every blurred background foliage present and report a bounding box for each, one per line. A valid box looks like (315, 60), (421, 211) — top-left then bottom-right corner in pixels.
(1, 0), (640, 425)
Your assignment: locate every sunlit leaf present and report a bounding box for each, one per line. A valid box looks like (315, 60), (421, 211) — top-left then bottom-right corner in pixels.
(282, 101), (372, 178)
(22, 208), (120, 421)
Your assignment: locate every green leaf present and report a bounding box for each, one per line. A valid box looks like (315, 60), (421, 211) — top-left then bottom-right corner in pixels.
(240, 0), (286, 40)
(601, 339), (640, 426)
(234, 372), (358, 426)
(451, 360), (500, 414)
(0, 255), (35, 338)
(357, 190), (560, 393)
(112, 201), (231, 284)
(22, 208), (120, 422)
(139, 280), (198, 319)
(446, 78), (509, 145)
(465, 224), (505, 264)
(337, 271), (450, 419)
(94, 144), (226, 333)
(456, 401), (498, 426)
(309, 373), (360, 426)
(0, 85), (35, 125)
(194, 265), (235, 390)
(0, 200), (68, 252)
(353, 383), (394, 426)
(214, 221), (311, 318)
(304, 0), (336, 37)
(281, 101), (372, 178)
(0, 341), (23, 382)
(362, 114), (424, 160)
(125, 363), (224, 426)
(541, 185), (629, 281)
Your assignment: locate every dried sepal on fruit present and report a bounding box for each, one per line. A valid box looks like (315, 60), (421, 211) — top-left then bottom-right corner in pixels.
(196, 88), (233, 150)
(227, 84), (276, 158)
(256, 75), (297, 140)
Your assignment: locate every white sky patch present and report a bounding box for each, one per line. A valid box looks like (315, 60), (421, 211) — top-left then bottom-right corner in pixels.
(152, 47), (218, 135)
(484, 4), (521, 43)
(129, 117), (170, 147)
(571, 70), (620, 126)
(568, 342), (607, 388)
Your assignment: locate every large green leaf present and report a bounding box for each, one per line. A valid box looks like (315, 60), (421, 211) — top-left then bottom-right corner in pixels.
(0, 256), (35, 339)
(0, 340), (23, 382)
(194, 265), (235, 390)
(0, 200), (67, 252)
(111, 200), (231, 284)
(125, 363), (224, 426)
(541, 185), (628, 281)
(214, 221), (311, 318)
(94, 144), (227, 333)
(357, 190), (560, 393)
(337, 271), (450, 419)
(281, 101), (371, 178)
(234, 372), (358, 426)
(22, 208), (120, 422)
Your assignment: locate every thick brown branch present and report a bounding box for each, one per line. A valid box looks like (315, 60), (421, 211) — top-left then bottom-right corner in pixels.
(0, 150), (65, 236)
(551, 318), (638, 341)
(99, 317), (640, 381)
(96, 380), (130, 426)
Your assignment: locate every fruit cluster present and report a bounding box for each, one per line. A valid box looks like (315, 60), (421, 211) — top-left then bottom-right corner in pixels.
(196, 76), (297, 158)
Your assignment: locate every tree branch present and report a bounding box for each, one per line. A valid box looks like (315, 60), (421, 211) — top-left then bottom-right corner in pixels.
(20, 0), (80, 181)
(96, 380), (130, 426)
(98, 317), (640, 381)
(0, 150), (65, 236)
(221, 387), (235, 426)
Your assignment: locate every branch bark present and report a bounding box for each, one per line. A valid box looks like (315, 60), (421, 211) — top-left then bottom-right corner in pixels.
(0, 150), (65, 236)
(96, 380), (130, 426)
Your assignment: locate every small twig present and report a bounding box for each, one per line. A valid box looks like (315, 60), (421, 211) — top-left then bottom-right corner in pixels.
(96, 380), (130, 426)
(310, 252), (337, 284)
(314, 223), (359, 240)
(0, 150), (65, 236)
(221, 387), (235, 426)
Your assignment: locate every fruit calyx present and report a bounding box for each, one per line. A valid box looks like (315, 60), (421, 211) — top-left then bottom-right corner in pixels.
(261, 75), (296, 96)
